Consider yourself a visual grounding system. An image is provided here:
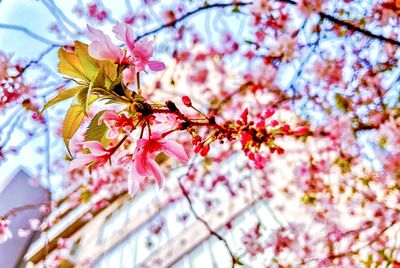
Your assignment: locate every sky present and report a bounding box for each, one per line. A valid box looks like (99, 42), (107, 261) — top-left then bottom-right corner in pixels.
(0, 0), (57, 183)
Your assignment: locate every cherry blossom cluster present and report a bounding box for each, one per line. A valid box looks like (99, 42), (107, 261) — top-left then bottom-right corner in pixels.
(0, 51), (34, 111)
(59, 21), (308, 198)
(73, 2), (109, 24)
(1, 0), (399, 266)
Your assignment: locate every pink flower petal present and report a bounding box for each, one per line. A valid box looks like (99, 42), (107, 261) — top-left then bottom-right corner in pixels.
(162, 140), (189, 162)
(148, 60), (165, 71)
(122, 66), (136, 86)
(148, 159), (165, 188)
(87, 24), (123, 62)
(69, 154), (97, 171)
(98, 110), (120, 125)
(113, 21), (136, 52)
(136, 138), (148, 149)
(133, 38), (153, 59)
(83, 141), (108, 156)
(128, 166), (142, 197)
(112, 21), (126, 42)
(134, 150), (149, 176)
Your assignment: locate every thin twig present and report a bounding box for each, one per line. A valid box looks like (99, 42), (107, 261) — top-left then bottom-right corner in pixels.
(1, 203), (48, 219)
(177, 161), (240, 268)
(0, 23), (63, 46)
(135, 2), (250, 42)
(135, 1), (400, 47)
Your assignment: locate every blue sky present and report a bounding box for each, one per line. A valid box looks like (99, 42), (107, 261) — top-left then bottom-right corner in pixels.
(0, 0), (65, 188)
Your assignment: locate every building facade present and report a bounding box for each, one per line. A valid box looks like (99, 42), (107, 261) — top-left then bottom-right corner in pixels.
(0, 168), (49, 268)
(24, 162), (282, 268)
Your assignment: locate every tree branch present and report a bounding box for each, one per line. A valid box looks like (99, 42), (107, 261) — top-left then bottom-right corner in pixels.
(21, 45), (58, 75)
(135, 2), (250, 42)
(136, 1), (400, 47)
(177, 161), (240, 268)
(0, 23), (63, 46)
(277, 0), (400, 46)
(299, 220), (399, 265)
(1, 203), (48, 219)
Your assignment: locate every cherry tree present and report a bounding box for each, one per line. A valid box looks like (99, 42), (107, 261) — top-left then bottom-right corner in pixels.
(0, 0), (399, 267)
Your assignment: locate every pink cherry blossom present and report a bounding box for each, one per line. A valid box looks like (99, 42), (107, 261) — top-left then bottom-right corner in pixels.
(98, 110), (135, 139)
(122, 66), (136, 86)
(69, 141), (111, 170)
(87, 25), (124, 63)
(241, 224), (265, 257)
(0, 219), (12, 244)
(29, 218), (41, 231)
(128, 132), (188, 196)
(152, 113), (178, 132)
(112, 22), (165, 72)
(129, 37), (165, 72)
(87, 22), (165, 73)
(17, 228), (31, 238)
(298, 0), (323, 16)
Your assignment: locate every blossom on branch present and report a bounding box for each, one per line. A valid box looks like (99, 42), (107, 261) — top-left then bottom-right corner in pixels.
(87, 22), (165, 74)
(128, 132), (188, 196)
(69, 141), (112, 170)
(98, 111), (135, 139)
(0, 219), (12, 244)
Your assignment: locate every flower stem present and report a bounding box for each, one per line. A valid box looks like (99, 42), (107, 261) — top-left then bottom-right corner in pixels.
(136, 72), (141, 95)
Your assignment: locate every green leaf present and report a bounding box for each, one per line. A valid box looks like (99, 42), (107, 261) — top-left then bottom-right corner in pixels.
(74, 41), (99, 80)
(85, 111), (109, 147)
(92, 67), (105, 88)
(92, 87), (113, 96)
(75, 68), (104, 114)
(94, 59), (118, 83)
(41, 85), (86, 113)
(76, 88), (98, 114)
(63, 104), (85, 152)
(76, 88), (88, 110)
(58, 48), (87, 81)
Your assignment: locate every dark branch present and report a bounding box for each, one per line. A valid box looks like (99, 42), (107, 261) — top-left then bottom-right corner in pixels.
(177, 162), (240, 268)
(136, 1), (400, 47)
(276, 0), (400, 46)
(298, 220), (398, 265)
(21, 45), (58, 75)
(135, 2), (250, 41)
(318, 12), (400, 46)
(1, 203), (48, 219)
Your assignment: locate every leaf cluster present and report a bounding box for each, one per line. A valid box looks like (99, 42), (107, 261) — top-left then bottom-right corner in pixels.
(41, 41), (131, 153)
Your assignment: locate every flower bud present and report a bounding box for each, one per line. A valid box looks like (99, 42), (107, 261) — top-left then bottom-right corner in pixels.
(200, 144), (210, 157)
(294, 126), (309, 135)
(280, 124), (291, 133)
(166, 100), (178, 112)
(270, 120), (279, 127)
(182, 96), (192, 107)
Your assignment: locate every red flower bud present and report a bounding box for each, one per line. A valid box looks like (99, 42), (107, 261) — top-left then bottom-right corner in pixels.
(276, 147), (284, 155)
(263, 108), (275, 119)
(294, 126), (309, 135)
(182, 96), (192, 107)
(280, 124), (291, 133)
(194, 144), (202, 153)
(200, 145), (210, 157)
(270, 120), (279, 127)
(192, 135), (202, 145)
